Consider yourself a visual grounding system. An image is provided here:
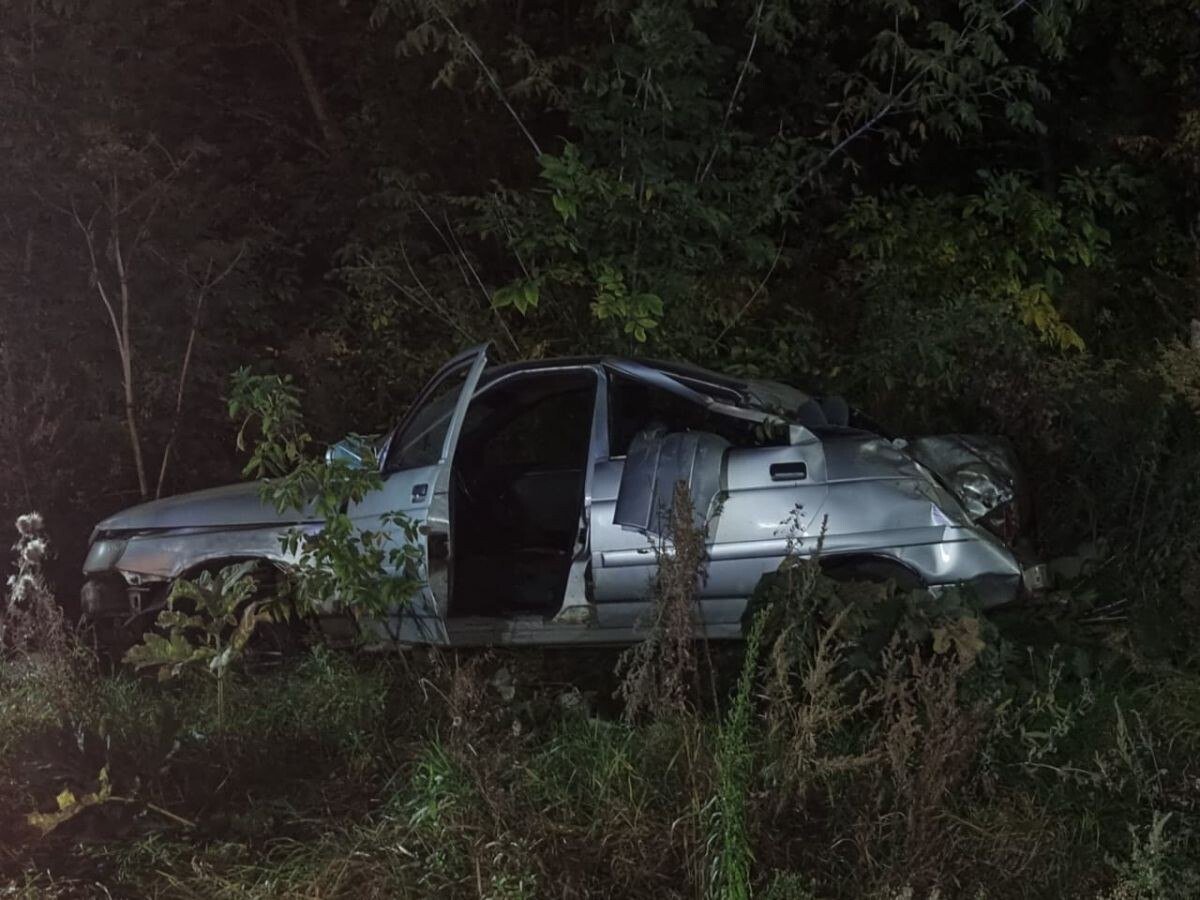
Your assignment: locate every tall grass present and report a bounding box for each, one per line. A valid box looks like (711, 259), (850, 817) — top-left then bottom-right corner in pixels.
(707, 603), (768, 900)
(7, 513), (1200, 897)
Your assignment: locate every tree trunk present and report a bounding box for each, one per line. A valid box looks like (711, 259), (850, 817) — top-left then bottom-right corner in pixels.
(122, 356), (149, 501)
(283, 0), (345, 151)
(110, 184), (149, 500)
(156, 293), (203, 499)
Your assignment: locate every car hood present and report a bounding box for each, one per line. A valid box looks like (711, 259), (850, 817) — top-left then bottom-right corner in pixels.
(94, 482), (318, 536)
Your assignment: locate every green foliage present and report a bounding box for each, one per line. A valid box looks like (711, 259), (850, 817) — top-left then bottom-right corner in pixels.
(124, 562), (264, 679)
(401, 739), (475, 833)
(10, 612), (1200, 898)
(835, 0), (1077, 162)
(835, 167), (1139, 398)
(1098, 813), (1200, 900)
(229, 369), (312, 482)
(481, 0), (799, 349)
(123, 561), (271, 731)
(454, 0), (1089, 361)
(228, 369), (423, 622)
(0, 654), (85, 757)
(759, 872), (819, 900)
(707, 602), (769, 900)
(525, 714), (676, 826)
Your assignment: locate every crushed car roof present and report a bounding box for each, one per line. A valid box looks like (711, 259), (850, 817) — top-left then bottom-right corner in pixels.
(480, 355), (812, 415)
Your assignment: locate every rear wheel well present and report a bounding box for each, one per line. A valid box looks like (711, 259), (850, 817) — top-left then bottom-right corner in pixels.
(818, 554), (925, 590)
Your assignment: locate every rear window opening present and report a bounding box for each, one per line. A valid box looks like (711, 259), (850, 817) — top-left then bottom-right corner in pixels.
(607, 373), (786, 457)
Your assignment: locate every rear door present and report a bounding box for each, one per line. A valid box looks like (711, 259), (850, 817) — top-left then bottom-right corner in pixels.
(590, 363), (827, 635)
(348, 343), (489, 643)
(590, 363), (753, 629)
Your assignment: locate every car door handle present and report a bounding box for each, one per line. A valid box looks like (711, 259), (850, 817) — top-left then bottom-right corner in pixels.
(769, 462), (807, 481)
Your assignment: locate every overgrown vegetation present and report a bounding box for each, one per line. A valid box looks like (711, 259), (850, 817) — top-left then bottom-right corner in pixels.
(4, 0), (1200, 894)
(6, 498), (1200, 897)
(228, 369), (424, 622)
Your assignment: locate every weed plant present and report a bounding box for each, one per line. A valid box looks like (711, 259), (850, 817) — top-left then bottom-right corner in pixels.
(5, 508), (1200, 898)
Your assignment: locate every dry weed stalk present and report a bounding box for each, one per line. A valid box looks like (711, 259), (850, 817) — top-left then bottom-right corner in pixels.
(616, 481), (708, 721)
(759, 521), (878, 802)
(419, 649), (495, 747)
(764, 599), (878, 806)
(857, 640), (986, 891)
(2, 512), (67, 654)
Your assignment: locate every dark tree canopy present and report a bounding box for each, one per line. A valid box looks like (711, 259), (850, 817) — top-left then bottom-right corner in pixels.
(1, 0), (1198, 655)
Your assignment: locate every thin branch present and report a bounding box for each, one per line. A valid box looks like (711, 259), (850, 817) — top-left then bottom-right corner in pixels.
(432, 1), (542, 159)
(489, 196), (533, 282)
(94, 282), (124, 357)
(697, 0), (765, 185)
(127, 192), (164, 265)
(1002, 0), (1032, 20)
(414, 201), (469, 288)
(140, 801), (196, 830)
(710, 235), (786, 349)
(115, 152), (192, 219)
(441, 210), (520, 356)
(887, 14), (900, 99)
(156, 245), (246, 497)
(488, 195), (585, 343)
(353, 250), (478, 345)
(282, 0), (347, 149)
(414, 198), (518, 355)
(66, 200), (126, 356)
(108, 175), (150, 499)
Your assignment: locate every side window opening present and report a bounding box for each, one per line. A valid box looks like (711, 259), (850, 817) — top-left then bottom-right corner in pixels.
(385, 364), (471, 472)
(607, 373), (780, 457)
(458, 374), (594, 470)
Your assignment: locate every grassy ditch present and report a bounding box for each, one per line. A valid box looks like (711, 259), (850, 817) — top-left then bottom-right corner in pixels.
(3, 592), (1200, 898)
(4, 498), (1200, 898)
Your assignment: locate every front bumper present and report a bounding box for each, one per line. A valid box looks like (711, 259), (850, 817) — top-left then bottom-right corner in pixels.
(80, 575), (164, 624)
(80, 576), (127, 619)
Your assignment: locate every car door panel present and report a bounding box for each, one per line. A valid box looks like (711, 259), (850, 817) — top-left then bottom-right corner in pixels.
(348, 343), (489, 644)
(592, 436), (830, 633)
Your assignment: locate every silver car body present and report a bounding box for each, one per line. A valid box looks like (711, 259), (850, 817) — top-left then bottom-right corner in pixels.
(82, 345), (1035, 647)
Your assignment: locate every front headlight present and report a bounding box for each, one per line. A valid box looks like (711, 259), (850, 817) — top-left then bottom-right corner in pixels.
(82, 538), (128, 575)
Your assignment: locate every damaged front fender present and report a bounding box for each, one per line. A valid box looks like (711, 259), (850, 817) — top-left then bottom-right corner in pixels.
(902, 434), (1027, 544)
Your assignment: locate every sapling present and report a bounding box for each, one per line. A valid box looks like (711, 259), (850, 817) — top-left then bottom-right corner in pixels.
(124, 560), (272, 734)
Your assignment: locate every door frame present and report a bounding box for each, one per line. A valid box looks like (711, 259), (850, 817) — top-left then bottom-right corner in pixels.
(442, 363), (608, 633)
(351, 343), (490, 646)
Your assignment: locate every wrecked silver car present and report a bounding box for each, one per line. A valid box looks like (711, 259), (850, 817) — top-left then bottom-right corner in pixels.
(82, 345), (1043, 647)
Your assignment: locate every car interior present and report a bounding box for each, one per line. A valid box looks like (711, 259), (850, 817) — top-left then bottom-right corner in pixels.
(448, 370), (596, 618)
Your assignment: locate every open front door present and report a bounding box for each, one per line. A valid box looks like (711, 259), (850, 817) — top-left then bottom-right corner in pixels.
(349, 343), (490, 644)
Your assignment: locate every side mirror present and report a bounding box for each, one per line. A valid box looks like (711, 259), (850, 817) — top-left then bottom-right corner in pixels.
(324, 434), (379, 469)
